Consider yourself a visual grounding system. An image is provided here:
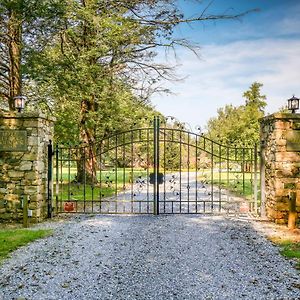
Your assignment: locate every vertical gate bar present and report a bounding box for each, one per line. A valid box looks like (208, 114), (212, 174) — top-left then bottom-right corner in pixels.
(138, 129), (142, 214)
(153, 116), (158, 215)
(91, 147), (94, 213)
(254, 144), (258, 214)
(105, 140), (109, 213)
(187, 133), (190, 213)
(179, 130), (182, 213)
(47, 141), (53, 218)
(234, 144), (237, 203)
(68, 147), (71, 203)
(153, 116), (160, 215)
(211, 141), (214, 212)
(55, 144), (59, 214)
(83, 147), (86, 213)
(123, 133), (126, 213)
(218, 143), (221, 212)
(131, 131), (134, 213)
(171, 128), (174, 213)
(250, 148), (253, 205)
(195, 135), (198, 213)
(75, 147), (78, 213)
(242, 147), (245, 195)
(115, 135), (118, 213)
(99, 143), (102, 213)
(226, 146), (230, 204)
(157, 117), (160, 215)
(146, 129), (150, 213)
(203, 137), (206, 213)
(60, 147), (63, 212)
(163, 127), (166, 213)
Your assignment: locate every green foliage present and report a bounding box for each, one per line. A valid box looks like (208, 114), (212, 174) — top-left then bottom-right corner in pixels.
(206, 82), (267, 146)
(243, 82), (267, 110)
(213, 176), (260, 200)
(1, 0), (254, 147)
(26, 0), (175, 145)
(0, 0), (65, 109)
(272, 240), (300, 269)
(0, 229), (52, 262)
(279, 241), (300, 259)
(55, 168), (148, 200)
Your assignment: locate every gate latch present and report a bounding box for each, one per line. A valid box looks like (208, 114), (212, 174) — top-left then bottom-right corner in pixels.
(149, 173), (164, 185)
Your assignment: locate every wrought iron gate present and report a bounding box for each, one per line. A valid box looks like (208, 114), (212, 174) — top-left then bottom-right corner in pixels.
(49, 116), (259, 215)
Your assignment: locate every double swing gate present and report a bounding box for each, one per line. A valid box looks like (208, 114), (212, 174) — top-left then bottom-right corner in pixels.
(48, 117), (259, 215)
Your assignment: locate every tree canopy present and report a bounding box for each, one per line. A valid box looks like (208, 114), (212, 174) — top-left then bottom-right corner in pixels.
(0, 0), (255, 140)
(206, 82), (267, 146)
(0, 0), (257, 181)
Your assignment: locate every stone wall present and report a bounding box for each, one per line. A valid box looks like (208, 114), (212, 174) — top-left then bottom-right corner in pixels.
(260, 113), (300, 224)
(0, 112), (54, 223)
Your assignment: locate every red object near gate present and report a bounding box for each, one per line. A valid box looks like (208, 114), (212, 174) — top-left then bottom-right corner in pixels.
(64, 201), (76, 212)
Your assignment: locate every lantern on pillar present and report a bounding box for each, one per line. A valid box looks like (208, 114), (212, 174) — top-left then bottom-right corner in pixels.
(14, 95), (26, 112)
(287, 95), (299, 113)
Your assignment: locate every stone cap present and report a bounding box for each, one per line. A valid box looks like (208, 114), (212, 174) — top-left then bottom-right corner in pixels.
(260, 113), (300, 123)
(0, 111), (56, 122)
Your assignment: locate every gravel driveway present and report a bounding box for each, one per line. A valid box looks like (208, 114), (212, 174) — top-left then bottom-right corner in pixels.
(0, 215), (299, 300)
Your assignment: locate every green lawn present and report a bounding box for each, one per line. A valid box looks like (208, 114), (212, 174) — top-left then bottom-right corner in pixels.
(54, 168), (148, 201)
(269, 234), (300, 270)
(214, 178), (260, 200)
(56, 183), (115, 201)
(0, 229), (52, 262)
(198, 171), (260, 200)
(54, 167), (148, 182)
(279, 241), (300, 269)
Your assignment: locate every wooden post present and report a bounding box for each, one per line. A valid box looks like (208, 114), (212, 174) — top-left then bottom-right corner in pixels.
(23, 195), (29, 228)
(288, 192), (297, 230)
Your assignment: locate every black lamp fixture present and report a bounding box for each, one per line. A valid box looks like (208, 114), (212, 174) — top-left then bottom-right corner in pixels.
(14, 95), (26, 112)
(287, 95), (300, 113)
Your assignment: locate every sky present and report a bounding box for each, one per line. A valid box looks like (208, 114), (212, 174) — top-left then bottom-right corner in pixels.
(151, 0), (300, 131)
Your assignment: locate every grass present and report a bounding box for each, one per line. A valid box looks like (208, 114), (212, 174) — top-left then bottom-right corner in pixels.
(0, 228), (52, 262)
(54, 167), (148, 182)
(269, 236), (300, 270)
(214, 178), (260, 200)
(279, 241), (300, 269)
(54, 168), (148, 201)
(198, 171), (260, 200)
(57, 183), (115, 201)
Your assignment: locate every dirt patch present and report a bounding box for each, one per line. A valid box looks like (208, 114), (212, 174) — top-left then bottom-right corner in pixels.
(251, 219), (300, 243)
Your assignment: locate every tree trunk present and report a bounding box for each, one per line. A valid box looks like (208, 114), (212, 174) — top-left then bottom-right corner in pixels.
(8, 8), (22, 110)
(76, 99), (98, 184)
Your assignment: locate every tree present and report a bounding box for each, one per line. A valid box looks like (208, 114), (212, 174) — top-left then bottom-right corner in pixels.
(1, 0), (256, 182)
(243, 81), (267, 111)
(0, 0), (23, 109)
(206, 82), (267, 146)
(27, 0), (254, 182)
(0, 0), (64, 110)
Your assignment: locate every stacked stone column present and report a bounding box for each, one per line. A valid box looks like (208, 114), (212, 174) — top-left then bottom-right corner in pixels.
(0, 112), (54, 223)
(260, 113), (300, 224)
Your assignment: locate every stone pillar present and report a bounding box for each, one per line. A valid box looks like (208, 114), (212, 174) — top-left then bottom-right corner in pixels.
(0, 112), (55, 223)
(260, 113), (300, 224)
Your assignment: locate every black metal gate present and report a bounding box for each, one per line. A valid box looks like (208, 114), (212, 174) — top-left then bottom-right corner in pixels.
(48, 116), (259, 215)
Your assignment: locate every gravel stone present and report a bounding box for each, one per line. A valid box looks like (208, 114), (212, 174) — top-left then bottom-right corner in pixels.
(0, 215), (299, 300)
